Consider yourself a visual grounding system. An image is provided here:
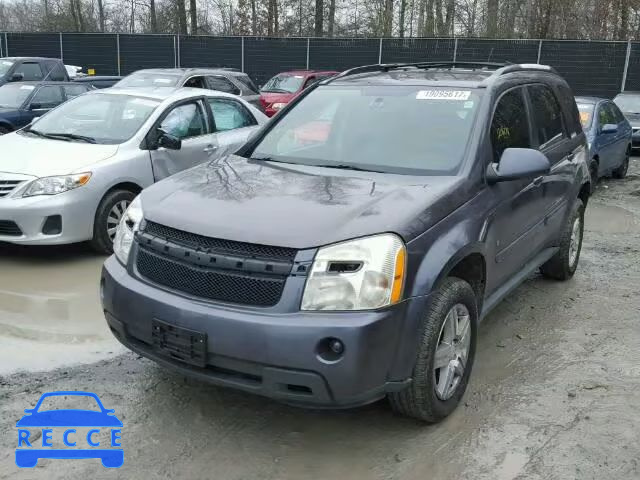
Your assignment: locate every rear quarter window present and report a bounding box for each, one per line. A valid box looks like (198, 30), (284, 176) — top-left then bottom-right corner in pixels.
(556, 83), (582, 137)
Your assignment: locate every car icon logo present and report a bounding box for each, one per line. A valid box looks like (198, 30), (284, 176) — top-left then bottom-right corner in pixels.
(15, 391), (123, 468)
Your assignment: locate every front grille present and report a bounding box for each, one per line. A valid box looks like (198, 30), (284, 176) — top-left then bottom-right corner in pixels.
(0, 220), (22, 236)
(0, 180), (23, 198)
(144, 221), (297, 261)
(137, 247), (286, 307)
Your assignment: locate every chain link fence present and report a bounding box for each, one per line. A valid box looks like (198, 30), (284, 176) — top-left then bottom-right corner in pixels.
(0, 32), (637, 97)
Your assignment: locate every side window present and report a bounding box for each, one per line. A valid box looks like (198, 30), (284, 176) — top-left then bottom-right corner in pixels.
(490, 88), (531, 162)
(208, 98), (256, 131)
(45, 61), (66, 81)
(598, 103), (617, 127)
(160, 102), (207, 139)
(63, 85), (89, 99)
(303, 76), (317, 89)
(206, 76), (240, 95)
(14, 62), (44, 81)
(235, 74), (259, 94)
(528, 85), (565, 146)
(556, 83), (581, 137)
(609, 103), (625, 124)
(183, 76), (207, 89)
(30, 86), (64, 109)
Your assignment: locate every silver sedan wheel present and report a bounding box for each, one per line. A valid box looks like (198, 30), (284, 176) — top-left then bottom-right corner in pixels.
(433, 303), (472, 401)
(106, 200), (130, 241)
(568, 216), (582, 268)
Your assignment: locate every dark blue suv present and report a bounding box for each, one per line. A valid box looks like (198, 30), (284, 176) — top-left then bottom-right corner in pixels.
(101, 62), (591, 422)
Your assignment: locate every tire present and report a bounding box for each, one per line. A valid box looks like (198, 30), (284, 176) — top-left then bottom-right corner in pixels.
(90, 189), (136, 254)
(0, 126), (10, 135)
(612, 148), (630, 179)
(540, 199), (585, 281)
(389, 277), (478, 422)
(589, 160), (599, 195)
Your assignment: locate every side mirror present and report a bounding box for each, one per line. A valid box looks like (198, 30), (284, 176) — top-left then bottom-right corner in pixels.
(158, 132), (182, 150)
(10, 72), (24, 82)
(487, 148), (551, 184)
(601, 123), (618, 134)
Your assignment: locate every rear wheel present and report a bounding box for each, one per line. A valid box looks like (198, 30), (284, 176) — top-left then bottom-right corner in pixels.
(90, 189), (136, 254)
(540, 199), (584, 281)
(388, 277), (477, 422)
(612, 148), (630, 179)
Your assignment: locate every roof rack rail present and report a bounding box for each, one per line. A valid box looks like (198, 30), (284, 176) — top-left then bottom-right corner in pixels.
(328, 61), (558, 83)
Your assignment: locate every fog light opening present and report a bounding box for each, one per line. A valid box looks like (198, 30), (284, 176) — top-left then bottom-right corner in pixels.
(316, 337), (345, 363)
(42, 215), (62, 235)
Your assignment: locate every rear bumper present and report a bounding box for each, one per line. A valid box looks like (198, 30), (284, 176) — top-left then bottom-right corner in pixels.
(101, 256), (429, 408)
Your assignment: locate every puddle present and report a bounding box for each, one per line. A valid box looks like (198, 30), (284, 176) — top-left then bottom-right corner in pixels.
(585, 203), (640, 234)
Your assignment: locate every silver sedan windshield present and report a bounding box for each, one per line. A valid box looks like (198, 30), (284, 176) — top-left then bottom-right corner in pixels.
(28, 93), (160, 144)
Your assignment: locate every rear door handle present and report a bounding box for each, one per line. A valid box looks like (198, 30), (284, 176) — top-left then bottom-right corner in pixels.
(204, 145), (218, 153)
(533, 176), (543, 186)
(567, 152), (576, 162)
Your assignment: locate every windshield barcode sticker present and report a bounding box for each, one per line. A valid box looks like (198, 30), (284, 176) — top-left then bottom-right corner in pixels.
(416, 90), (471, 101)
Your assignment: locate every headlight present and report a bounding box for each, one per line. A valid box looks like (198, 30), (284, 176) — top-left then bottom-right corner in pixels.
(271, 102), (287, 111)
(301, 233), (406, 311)
(113, 195), (143, 265)
(23, 172), (91, 197)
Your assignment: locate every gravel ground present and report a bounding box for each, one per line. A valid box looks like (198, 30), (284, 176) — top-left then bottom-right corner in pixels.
(1, 160), (639, 480)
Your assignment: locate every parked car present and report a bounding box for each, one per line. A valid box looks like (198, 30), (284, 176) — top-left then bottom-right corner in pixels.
(114, 68), (262, 110)
(73, 75), (122, 89)
(0, 57), (69, 86)
(0, 87), (267, 252)
(576, 96), (631, 188)
(0, 81), (91, 134)
(259, 70), (339, 117)
(613, 91), (640, 150)
(101, 62), (591, 422)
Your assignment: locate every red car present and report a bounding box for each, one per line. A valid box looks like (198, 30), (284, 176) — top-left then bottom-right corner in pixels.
(259, 70), (338, 117)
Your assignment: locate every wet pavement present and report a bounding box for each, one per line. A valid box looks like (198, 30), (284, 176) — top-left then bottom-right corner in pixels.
(1, 161), (639, 479)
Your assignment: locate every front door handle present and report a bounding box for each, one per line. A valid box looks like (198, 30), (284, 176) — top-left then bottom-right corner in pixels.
(203, 145), (218, 154)
(567, 152), (576, 162)
(533, 176), (543, 186)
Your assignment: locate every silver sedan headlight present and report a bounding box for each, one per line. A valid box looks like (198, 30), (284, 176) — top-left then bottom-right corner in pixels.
(22, 173), (92, 197)
(301, 233), (406, 311)
(113, 195), (143, 265)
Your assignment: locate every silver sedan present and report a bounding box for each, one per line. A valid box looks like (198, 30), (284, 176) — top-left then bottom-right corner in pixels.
(0, 87), (267, 252)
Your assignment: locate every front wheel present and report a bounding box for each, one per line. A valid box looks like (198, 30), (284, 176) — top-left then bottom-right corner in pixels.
(540, 199), (584, 281)
(90, 189), (136, 254)
(0, 126), (10, 135)
(388, 277), (477, 422)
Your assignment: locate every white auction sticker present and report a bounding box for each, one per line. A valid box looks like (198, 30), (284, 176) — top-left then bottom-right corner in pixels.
(19, 85), (35, 90)
(416, 90), (471, 101)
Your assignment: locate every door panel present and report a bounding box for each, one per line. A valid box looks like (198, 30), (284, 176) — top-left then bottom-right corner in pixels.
(150, 100), (218, 181)
(596, 103), (619, 172)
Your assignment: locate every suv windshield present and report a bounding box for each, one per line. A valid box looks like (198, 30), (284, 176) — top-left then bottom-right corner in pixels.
(117, 72), (182, 88)
(250, 85), (482, 175)
(577, 103), (594, 128)
(24, 93), (160, 144)
(0, 83), (33, 108)
(0, 60), (14, 76)
(614, 94), (640, 114)
(261, 74), (305, 94)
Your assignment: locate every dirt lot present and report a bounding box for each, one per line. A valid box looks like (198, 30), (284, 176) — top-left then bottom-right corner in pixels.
(0, 161), (639, 480)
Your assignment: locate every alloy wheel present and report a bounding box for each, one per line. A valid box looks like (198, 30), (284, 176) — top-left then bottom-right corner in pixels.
(106, 200), (130, 242)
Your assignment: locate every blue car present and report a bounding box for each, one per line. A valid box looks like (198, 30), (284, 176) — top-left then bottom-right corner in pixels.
(0, 81), (90, 135)
(575, 96), (631, 189)
(15, 391), (123, 468)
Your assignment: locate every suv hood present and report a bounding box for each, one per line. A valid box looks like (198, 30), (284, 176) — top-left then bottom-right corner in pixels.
(141, 155), (469, 249)
(0, 132), (119, 177)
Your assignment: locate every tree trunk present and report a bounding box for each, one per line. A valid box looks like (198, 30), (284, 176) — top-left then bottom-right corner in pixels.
(315, 0), (323, 36)
(250, 0), (257, 35)
(444, 0), (454, 35)
(399, 0), (407, 37)
(97, 0), (105, 31)
(425, 0), (435, 36)
(435, 0), (445, 35)
(328, 0), (336, 36)
(189, 0), (197, 34)
(267, 0), (273, 35)
(486, 0), (499, 37)
(177, 0), (187, 34)
(417, 0), (425, 36)
(619, 0), (629, 40)
(149, 0), (158, 33)
(383, 0), (393, 36)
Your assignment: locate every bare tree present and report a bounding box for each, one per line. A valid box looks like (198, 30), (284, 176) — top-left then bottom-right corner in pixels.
(176, 0), (187, 34)
(315, 0), (323, 36)
(328, 0), (336, 36)
(486, 0), (498, 37)
(189, 0), (197, 33)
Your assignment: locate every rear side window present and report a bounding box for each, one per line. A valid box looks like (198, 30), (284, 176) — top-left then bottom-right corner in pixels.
(235, 74), (259, 94)
(206, 76), (240, 95)
(610, 102), (626, 123)
(208, 98), (256, 131)
(491, 88), (531, 162)
(528, 85), (565, 146)
(598, 103), (618, 127)
(14, 62), (44, 81)
(30, 86), (64, 108)
(556, 83), (581, 137)
(63, 85), (89, 99)
(45, 61), (66, 81)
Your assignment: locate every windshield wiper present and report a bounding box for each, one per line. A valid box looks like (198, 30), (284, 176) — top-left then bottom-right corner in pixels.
(262, 88), (291, 94)
(310, 163), (386, 173)
(42, 132), (97, 144)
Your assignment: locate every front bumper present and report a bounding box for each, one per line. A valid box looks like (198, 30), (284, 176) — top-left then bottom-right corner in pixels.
(0, 188), (95, 245)
(101, 256), (428, 408)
